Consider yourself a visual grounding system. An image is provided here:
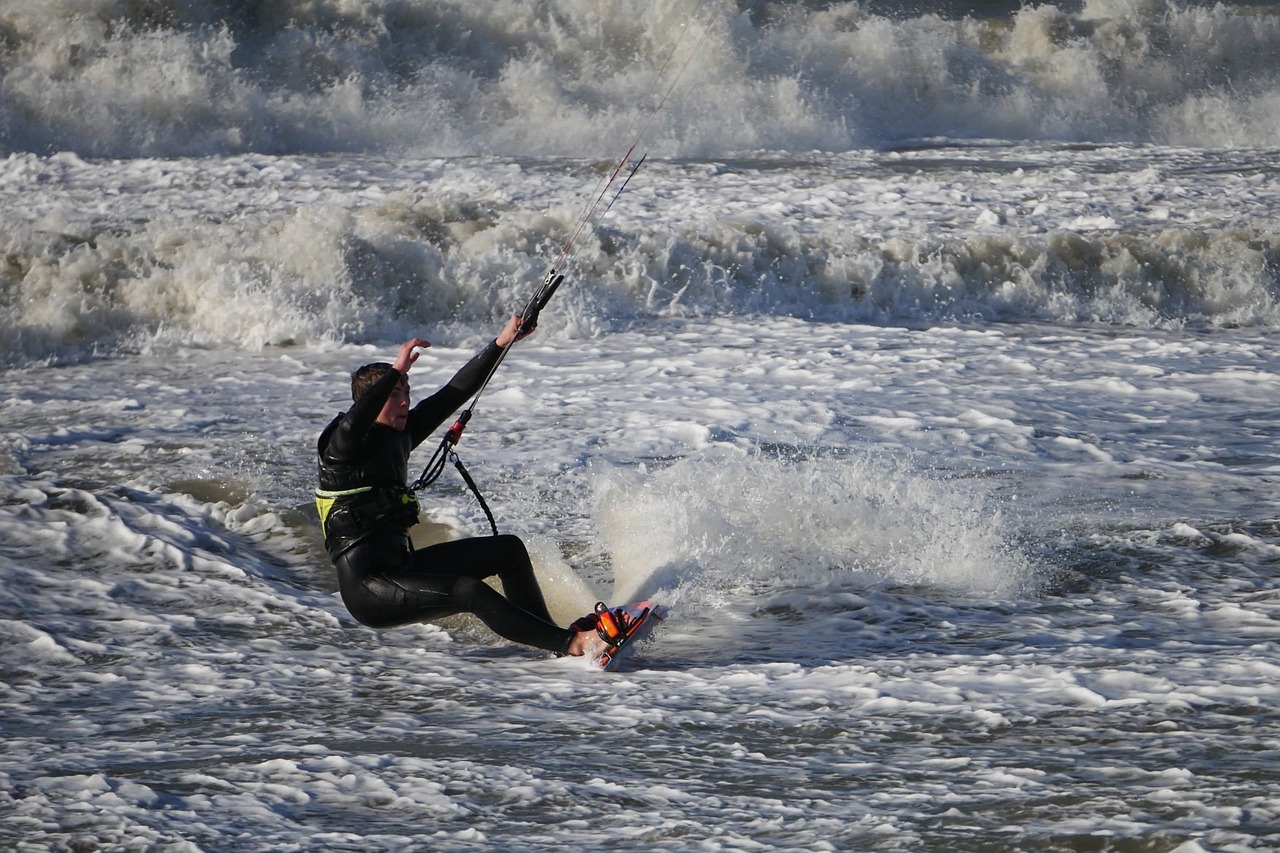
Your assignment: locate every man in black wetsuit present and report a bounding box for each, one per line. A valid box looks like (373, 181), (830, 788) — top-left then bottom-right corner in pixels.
(316, 316), (610, 659)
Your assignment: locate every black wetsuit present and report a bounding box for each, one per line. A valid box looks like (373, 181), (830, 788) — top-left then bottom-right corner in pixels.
(316, 341), (574, 654)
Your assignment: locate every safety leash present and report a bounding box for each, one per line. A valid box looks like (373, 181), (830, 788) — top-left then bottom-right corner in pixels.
(450, 453), (499, 537)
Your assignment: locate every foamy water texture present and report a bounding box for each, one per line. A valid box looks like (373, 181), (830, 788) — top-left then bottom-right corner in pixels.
(3, 315), (1277, 849)
(2, 0), (1279, 850)
(3, 143), (1278, 366)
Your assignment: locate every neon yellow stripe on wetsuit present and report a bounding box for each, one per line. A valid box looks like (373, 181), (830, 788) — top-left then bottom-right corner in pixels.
(315, 486), (371, 538)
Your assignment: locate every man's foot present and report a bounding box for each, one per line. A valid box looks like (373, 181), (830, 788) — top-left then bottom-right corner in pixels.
(566, 627), (609, 658)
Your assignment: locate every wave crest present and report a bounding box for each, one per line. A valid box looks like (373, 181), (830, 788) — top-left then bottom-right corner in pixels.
(2, 0), (1278, 158)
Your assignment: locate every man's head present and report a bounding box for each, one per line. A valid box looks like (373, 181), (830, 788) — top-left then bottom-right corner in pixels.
(351, 363), (395, 401)
(351, 363), (411, 430)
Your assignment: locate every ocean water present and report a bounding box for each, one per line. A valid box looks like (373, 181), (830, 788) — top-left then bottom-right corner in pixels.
(2, 1), (1279, 850)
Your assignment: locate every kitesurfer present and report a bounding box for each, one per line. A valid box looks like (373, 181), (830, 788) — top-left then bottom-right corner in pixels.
(315, 316), (616, 658)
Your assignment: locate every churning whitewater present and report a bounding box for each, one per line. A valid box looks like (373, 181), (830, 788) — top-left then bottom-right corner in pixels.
(2, 1), (1278, 850)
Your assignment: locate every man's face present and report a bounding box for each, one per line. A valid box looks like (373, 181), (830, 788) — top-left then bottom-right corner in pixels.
(376, 379), (410, 430)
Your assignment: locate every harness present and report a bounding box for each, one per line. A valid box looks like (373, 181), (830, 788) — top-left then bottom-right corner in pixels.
(315, 484), (420, 548)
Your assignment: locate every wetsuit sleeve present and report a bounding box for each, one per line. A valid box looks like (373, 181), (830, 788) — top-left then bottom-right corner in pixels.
(319, 369), (403, 463)
(406, 340), (504, 447)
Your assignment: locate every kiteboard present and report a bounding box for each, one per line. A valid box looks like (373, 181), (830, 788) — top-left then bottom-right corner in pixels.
(594, 600), (663, 672)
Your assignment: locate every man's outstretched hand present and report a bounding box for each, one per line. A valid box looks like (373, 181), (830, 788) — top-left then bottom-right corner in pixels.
(392, 338), (431, 374)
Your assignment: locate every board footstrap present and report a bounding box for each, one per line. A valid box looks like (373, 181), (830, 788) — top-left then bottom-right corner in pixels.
(595, 602), (653, 670)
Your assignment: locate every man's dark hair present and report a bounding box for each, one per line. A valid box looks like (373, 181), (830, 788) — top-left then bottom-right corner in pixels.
(351, 363), (404, 401)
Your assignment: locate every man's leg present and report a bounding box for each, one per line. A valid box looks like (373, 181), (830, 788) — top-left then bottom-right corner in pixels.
(404, 535), (570, 653)
(336, 534), (575, 652)
(412, 534), (554, 623)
